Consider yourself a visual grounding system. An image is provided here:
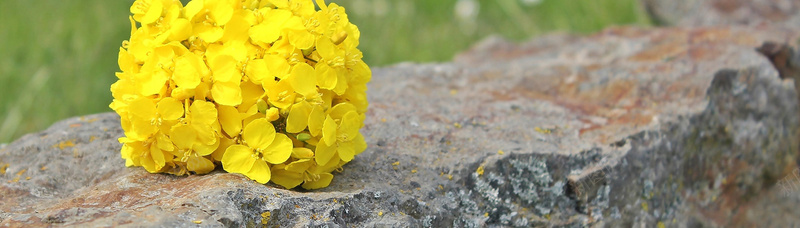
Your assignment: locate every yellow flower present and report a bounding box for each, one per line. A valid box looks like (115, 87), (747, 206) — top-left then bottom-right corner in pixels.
(169, 124), (218, 174)
(222, 119), (293, 183)
(315, 103), (367, 165)
(114, 0), (370, 189)
(125, 97), (183, 140)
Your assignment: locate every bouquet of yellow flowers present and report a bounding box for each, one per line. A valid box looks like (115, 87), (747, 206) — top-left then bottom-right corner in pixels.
(110, 0), (370, 189)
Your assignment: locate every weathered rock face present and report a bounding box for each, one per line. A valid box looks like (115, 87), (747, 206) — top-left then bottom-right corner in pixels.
(643, 0), (800, 29)
(2, 6), (800, 228)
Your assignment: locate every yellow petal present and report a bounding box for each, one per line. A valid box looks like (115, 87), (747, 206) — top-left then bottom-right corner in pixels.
(310, 155), (340, 174)
(157, 97), (183, 120)
(271, 169), (304, 189)
(156, 132), (175, 152)
(315, 0), (328, 11)
(307, 105), (325, 136)
(211, 81), (243, 106)
(184, 0), (205, 20)
(285, 158), (313, 172)
(173, 55), (201, 89)
(351, 60), (372, 84)
(189, 100), (218, 125)
(314, 62), (338, 90)
(218, 105), (243, 137)
(240, 82), (266, 108)
(194, 135), (221, 156)
(314, 137), (337, 165)
(207, 0), (234, 25)
(269, 0), (288, 8)
(169, 18), (192, 41)
(246, 160), (271, 184)
(291, 147), (314, 159)
(150, 143), (167, 170)
(316, 36), (336, 60)
(118, 48), (137, 73)
(210, 55), (240, 83)
(212, 136), (236, 161)
(261, 134), (293, 164)
(265, 79), (295, 109)
(263, 55), (290, 79)
(222, 145), (256, 173)
(351, 133), (367, 156)
(222, 13), (251, 43)
(337, 144), (355, 162)
(301, 172), (333, 189)
(244, 59), (269, 85)
(288, 30), (314, 50)
(249, 23), (281, 44)
(322, 115), (336, 146)
(196, 23), (224, 43)
(338, 111), (360, 140)
(328, 102), (357, 119)
(332, 71), (348, 95)
(187, 156), (215, 174)
(139, 70), (170, 96)
(128, 97), (158, 137)
(243, 118), (276, 149)
(289, 63), (317, 98)
(193, 124), (218, 146)
(286, 101), (312, 133)
(170, 124), (197, 150)
(141, 0), (163, 24)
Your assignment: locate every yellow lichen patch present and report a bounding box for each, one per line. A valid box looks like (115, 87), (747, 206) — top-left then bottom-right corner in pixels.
(411, 168), (417, 174)
(454, 123), (462, 128)
(85, 118), (99, 123)
(193, 220), (202, 224)
(53, 140), (76, 150)
(381, 118), (387, 123)
(69, 123), (82, 128)
(9, 169), (26, 183)
(534, 127), (551, 134)
(641, 202), (649, 211)
(40, 166), (47, 171)
(450, 89), (458, 95)
(447, 174), (453, 180)
(89, 136), (98, 142)
(378, 211), (383, 216)
(497, 150), (505, 155)
(476, 165), (485, 176)
(0, 163), (8, 175)
(261, 211), (271, 225)
(657, 221), (665, 228)
(25, 176), (31, 180)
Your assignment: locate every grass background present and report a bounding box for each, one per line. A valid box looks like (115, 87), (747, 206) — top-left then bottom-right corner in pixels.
(0, 0), (650, 143)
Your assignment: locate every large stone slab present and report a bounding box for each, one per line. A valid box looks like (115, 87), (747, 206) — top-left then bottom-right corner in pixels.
(1, 26), (799, 227)
(643, 0), (800, 30)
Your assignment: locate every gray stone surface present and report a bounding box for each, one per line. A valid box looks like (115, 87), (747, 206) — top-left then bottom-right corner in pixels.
(643, 0), (800, 30)
(3, 4), (800, 227)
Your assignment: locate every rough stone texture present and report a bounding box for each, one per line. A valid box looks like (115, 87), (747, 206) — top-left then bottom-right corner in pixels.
(643, 0), (800, 31)
(3, 4), (800, 228)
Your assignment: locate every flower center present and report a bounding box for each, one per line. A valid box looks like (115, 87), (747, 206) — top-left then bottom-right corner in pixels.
(150, 117), (164, 126)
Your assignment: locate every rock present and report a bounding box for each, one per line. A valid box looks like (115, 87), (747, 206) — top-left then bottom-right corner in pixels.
(3, 14), (800, 228)
(643, 0), (800, 30)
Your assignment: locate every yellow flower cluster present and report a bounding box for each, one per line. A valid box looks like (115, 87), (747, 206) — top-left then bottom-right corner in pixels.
(110, 0), (369, 189)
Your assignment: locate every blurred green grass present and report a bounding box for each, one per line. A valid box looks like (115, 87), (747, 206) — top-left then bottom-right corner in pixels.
(0, 0), (650, 143)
